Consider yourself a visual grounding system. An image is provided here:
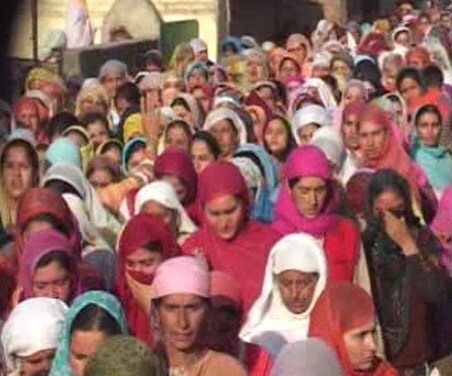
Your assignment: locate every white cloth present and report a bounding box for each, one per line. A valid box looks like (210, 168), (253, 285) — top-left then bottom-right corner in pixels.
(65, 0), (94, 49)
(291, 104), (330, 144)
(134, 181), (197, 236)
(239, 233), (328, 357)
(1, 298), (68, 374)
(311, 127), (345, 170)
(339, 150), (361, 184)
(303, 78), (338, 114)
(204, 108), (248, 145)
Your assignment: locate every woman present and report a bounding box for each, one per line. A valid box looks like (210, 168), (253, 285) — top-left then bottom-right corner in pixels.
(302, 78), (338, 116)
(81, 112), (110, 150)
(277, 54), (302, 84)
(291, 104), (329, 145)
(1, 297), (68, 376)
(182, 161), (280, 310)
(162, 72), (185, 107)
(171, 93), (204, 130)
(240, 233), (327, 358)
(333, 79), (368, 129)
(396, 67), (424, 106)
(308, 283), (398, 376)
(0, 137), (40, 230)
(19, 229), (81, 303)
(122, 137), (147, 173)
(134, 181), (197, 244)
(272, 145), (360, 283)
(410, 104), (452, 196)
(191, 131), (221, 174)
(12, 97), (41, 136)
(163, 120), (193, 152)
(96, 139), (123, 165)
(75, 83), (109, 118)
(362, 169), (447, 370)
(168, 43), (194, 78)
(406, 46), (431, 70)
(204, 108), (248, 160)
(86, 155), (123, 189)
(49, 291), (127, 376)
(263, 116), (296, 167)
(116, 213), (179, 346)
(391, 26), (411, 56)
(244, 49), (270, 89)
(183, 61), (209, 92)
(151, 256), (247, 375)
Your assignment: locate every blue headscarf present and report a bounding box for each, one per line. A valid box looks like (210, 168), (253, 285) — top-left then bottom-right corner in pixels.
(45, 138), (82, 169)
(220, 36), (243, 55)
(122, 137), (147, 174)
(233, 144), (278, 222)
(50, 291), (128, 376)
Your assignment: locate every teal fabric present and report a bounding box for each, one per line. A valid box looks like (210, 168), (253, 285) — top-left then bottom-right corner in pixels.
(410, 135), (452, 191)
(45, 137), (82, 168)
(49, 291), (128, 376)
(122, 137), (147, 174)
(183, 61), (209, 84)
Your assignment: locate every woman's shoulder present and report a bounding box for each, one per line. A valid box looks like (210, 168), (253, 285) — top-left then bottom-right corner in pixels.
(329, 216), (360, 237)
(201, 350), (247, 376)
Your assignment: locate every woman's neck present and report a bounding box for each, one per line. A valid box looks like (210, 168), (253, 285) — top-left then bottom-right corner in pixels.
(6, 196), (19, 224)
(167, 344), (205, 369)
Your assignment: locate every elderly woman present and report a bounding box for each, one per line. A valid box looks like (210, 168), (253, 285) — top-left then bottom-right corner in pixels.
(75, 83), (109, 119)
(151, 256), (247, 375)
(1, 298), (68, 376)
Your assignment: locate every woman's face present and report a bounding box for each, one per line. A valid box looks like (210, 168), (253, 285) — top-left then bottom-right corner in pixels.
(125, 246), (163, 276)
(416, 111), (441, 147)
(332, 60), (352, 79)
(161, 174), (187, 203)
(141, 200), (179, 236)
(395, 31), (410, 47)
(204, 194), (244, 240)
(210, 119), (239, 159)
(372, 189), (405, 218)
(16, 107), (39, 133)
(343, 321), (377, 372)
(2, 145), (34, 200)
(80, 98), (108, 117)
(277, 270), (318, 314)
(343, 86), (364, 106)
(70, 330), (106, 376)
(246, 55), (266, 84)
(291, 176), (328, 218)
(297, 123), (319, 145)
(399, 77), (422, 102)
(127, 147), (146, 171)
(257, 86), (277, 110)
(165, 126), (191, 152)
(187, 69), (207, 90)
(87, 121), (109, 148)
(192, 87), (211, 114)
(279, 59), (299, 80)
(102, 73), (126, 100)
(103, 146), (121, 165)
(18, 349), (55, 376)
(342, 113), (360, 150)
(265, 118), (289, 156)
(191, 139), (215, 174)
(32, 260), (71, 302)
(89, 168), (114, 189)
(172, 104), (194, 127)
(359, 120), (387, 160)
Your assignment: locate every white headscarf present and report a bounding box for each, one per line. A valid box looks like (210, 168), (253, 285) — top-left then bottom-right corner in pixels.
(1, 298), (68, 374)
(303, 78), (338, 114)
(134, 181), (197, 236)
(239, 233), (327, 357)
(291, 104), (330, 144)
(203, 108), (248, 144)
(311, 126), (345, 170)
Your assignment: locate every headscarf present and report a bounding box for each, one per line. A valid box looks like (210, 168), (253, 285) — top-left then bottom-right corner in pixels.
(97, 139), (123, 156)
(172, 93), (204, 129)
(86, 155), (123, 183)
(98, 59), (128, 81)
(49, 291), (128, 376)
(357, 31), (389, 58)
(406, 46), (431, 67)
(19, 229), (81, 300)
(302, 78), (338, 115)
(116, 213), (179, 345)
(335, 79), (368, 125)
(24, 67), (55, 92)
(183, 61), (209, 85)
(232, 144), (279, 222)
(204, 108), (248, 144)
(309, 283), (397, 376)
(273, 145), (341, 237)
(345, 169), (375, 215)
(86, 335), (165, 376)
(154, 147), (197, 205)
(134, 181), (197, 236)
(431, 186), (452, 272)
(391, 26), (411, 56)
(240, 233), (327, 357)
(291, 104), (330, 144)
(243, 48), (270, 88)
(75, 83), (109, 117)
(123, 113), (145, 144)
(312, 126), (345, 170)
(45, 137), (83, 168)
(220, 36), (243, 56)
(270, 339), (344, 376)
(1, 297), (68, 374)
(122, 137), (147, 173)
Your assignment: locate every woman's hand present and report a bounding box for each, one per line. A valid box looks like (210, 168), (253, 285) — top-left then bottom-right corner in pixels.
(126, 272), (153, 314)
(382, 210), (419, 256)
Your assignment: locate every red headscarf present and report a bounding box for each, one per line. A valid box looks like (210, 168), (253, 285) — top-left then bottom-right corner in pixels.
(182, 161), (280, 310)
(406, 46), (431, 67)
(154, 147), (198, 206)
(357, 32), (389, 58)
(308, 283), (398, 376)
(12, 97), (40, 121)
(116, 213), (180, 346)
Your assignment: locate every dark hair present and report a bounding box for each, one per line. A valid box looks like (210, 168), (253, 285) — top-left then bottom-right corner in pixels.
(46, 112), (80, 140)
(23, 213), (70, 237)
(36, 250), (72, 273)
(165, 120), (192, 141)
(137, 49), (164, 72)
(81, 112), (110, 132)
(115, 82), (141, 107)
(45, 179), (83, 199)
(396, 67), (423, 92)
(418, 12), (431, 23)
(171, 97), (191, 112)
(365, 168), (418, 226)
(414, 104), (442, 126)
(142, 240), (163, 253)
(70, 303), (122, 336)
(192, 131), (221, 159)
(263, 115), (296, 162)
(422, 64), (444, 88)
(125, 140), (146, 166)
(1, 139), (39, 185)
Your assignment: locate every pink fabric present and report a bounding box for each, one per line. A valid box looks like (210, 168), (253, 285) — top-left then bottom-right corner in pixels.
(210, 270), (241, 310)
(12, 98), (40, 120)
(432, 186), (452, 234)
(273, 145), (341, 237)
(152, 256), (209, 298)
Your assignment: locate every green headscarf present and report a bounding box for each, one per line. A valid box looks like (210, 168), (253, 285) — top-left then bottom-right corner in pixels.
(49, 291), (128, 376)
(86, 335), (166, 376)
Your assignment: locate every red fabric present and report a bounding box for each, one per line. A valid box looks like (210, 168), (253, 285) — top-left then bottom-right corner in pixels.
(116, 213), (180, 346)
(406, 46), (431, 67)
(408, 88), (451, 123)
(154, 147), (198, 205)
(182, 161), (280, 310)
(245, 344), (273, 376)
(357, 32), (389, 58)
(12, 97), (39, 120)
(309, 283), (398, 376)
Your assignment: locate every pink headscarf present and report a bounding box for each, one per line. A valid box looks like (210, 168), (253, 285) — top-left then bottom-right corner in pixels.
(431, 186), (452, 271)
(273, 145), (341, 237)
(152, 256), (209, 298)
(19, 229), (81, 300)
(12, 97), (40, 119)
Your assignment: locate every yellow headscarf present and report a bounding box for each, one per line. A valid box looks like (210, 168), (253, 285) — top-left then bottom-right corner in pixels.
(123, 113), (145, 143)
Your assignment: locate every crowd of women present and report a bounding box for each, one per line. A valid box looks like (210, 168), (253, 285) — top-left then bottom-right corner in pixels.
(2, 0), (452, 375)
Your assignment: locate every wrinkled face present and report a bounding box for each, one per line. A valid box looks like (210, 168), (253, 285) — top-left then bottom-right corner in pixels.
(17, 348), (55, 376)
(372, 189), (405, 218)
(161, 174), (187, 203)
(416, 111), (441, 147)
(87, 121), (109, 148)
(102, 73), (126, 99)
(210, 119), (239, 159)
(187, 69), (207, 90)
(79, 97), (108, 117)
(359, 120), (387, 160)
(343, 86), (364, 106)
(125, 246), (163, 276)
(394, 31), (410, 47)
(246, 55), (266, 83)
(279, 59), (300, 80)
(32, 260), (71, 302)
(297, 123), (319, 145)
(332, 60), (351, 79)
(257, 86), (277, 111)
(191, 139), (215, 174)
(343, 321), (377, 371)
(342, 113), (360, 150)
(2, 145), (34, 200)
(291, 176), (328, 218)
(286, 42), (307, 65)
(265, 118), (289, 156)
(277, 270), (319, 314)
(89, 168), (114, 189)
(141, 200), (178, 236)
(204, 194), (244, 240)
(16, 107), (39, 133)
(157, 294), (207, 352)
(172, 104), (194, 127)
(399, 77), (422, 102)
(70, 330), (106, 376)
